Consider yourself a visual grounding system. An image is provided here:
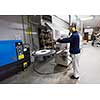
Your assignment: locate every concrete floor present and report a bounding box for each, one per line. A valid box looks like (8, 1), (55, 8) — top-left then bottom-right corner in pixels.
(80, 43), (100, 84)
(1, 43), (100, 84)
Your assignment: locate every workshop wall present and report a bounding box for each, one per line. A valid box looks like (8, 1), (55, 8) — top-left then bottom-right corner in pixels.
(0, 16), (24, 41)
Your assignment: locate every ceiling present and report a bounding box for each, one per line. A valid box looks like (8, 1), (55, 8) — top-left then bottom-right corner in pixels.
(78, 15), (100, 28)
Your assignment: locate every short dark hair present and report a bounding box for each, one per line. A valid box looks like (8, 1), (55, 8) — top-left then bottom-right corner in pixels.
(70, 23), (76, 29)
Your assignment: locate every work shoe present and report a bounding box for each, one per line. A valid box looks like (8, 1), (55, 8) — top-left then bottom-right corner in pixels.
(70, 75), (79, 79)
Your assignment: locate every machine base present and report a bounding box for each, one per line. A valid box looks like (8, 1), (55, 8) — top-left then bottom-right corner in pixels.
(0, 59), (30, 81)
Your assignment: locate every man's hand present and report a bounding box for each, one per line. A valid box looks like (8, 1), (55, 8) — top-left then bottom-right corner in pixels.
(56, 38), (61, 42)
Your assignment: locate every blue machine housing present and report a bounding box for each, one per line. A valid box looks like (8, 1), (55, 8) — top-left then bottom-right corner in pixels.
(0, 40), (30, 81)
(0, 40), (22, 67)
(0, 40), (24, 81)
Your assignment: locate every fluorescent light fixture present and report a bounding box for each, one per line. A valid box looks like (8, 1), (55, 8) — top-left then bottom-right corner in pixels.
(80, 16), (94, 21)
(86, 25), (91, 28)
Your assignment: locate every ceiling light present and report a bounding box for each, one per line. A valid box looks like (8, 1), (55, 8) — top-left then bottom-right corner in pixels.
(87, 26), (91, 28)
(80, 16), (94, 21)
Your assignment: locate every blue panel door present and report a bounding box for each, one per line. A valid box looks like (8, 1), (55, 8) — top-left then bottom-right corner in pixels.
(0, 41), (18, 67)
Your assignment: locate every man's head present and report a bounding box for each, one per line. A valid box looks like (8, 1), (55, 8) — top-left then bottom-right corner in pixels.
(70, 23), (77, 33)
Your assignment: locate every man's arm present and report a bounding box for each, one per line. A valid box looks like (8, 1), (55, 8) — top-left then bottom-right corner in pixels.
(57, 36), (73, 43)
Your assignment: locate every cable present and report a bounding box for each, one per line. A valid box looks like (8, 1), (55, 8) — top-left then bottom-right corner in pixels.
(21, 15), (26, 43)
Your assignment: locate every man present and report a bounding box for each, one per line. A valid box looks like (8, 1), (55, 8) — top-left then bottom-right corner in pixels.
(57, 23), (80, 79)
(91, 32), (96, 46)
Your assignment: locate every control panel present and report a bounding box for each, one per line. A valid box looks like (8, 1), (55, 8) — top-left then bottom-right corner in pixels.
(16, 42), (24, 60)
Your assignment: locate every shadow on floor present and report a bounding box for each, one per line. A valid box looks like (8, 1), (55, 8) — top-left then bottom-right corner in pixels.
(54, 64), (67, 73)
